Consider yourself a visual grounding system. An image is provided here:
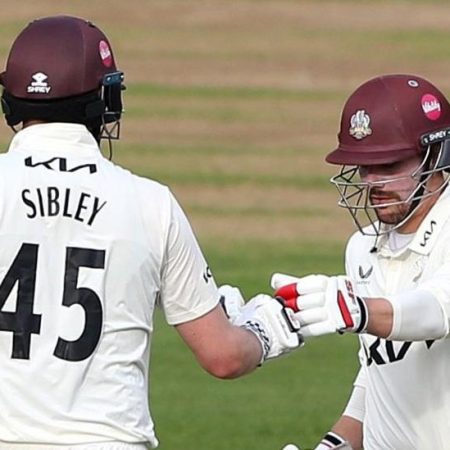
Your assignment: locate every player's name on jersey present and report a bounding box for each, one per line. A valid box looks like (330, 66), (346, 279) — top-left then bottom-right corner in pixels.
(21, 187), (107, 226)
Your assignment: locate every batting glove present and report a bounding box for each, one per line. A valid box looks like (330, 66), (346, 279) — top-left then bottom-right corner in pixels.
(218, 284), (245, 324)
(280, 433), (354, 450)
(233, 294), (303, 363)
(271, 273), (368, 337)
(280, 437), (353, 450)
(314, 432), (354, 450)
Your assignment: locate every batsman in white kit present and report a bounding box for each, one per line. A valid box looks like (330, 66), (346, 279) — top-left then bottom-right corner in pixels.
(0, 16), (304, 449)
(274, 75), (450, 450)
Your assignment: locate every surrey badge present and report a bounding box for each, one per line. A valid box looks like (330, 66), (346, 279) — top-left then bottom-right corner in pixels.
(349, 110), (372, 140)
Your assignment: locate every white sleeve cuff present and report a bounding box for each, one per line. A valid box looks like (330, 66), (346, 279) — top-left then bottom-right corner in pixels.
(387, 289), (448, 341)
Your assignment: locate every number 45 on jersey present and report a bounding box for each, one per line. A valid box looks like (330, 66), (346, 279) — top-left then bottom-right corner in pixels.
(0, 243), (105, 362)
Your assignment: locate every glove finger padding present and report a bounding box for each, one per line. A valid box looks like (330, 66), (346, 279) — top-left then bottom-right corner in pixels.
(271, 273), (302, 290)
(301, 321), (338, 338)
(272, 273), (368, 336)
(271, 273), (328, 295)
(296, 306), (329, 326)
(272, 273), (329, 313)
(283, 292), (326, 312)
(234, 294), (303, 362)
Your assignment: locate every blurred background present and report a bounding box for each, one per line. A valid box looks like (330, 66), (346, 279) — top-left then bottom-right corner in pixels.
(1, 1), (450, 448)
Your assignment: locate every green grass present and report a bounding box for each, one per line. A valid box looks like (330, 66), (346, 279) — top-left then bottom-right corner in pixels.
(152, 328), (358, 450)
(127, 83), (344, 102)
(134, 170), (331, 189)
(202, 239), (346, 298)
(187, 204), (335, 219)
(151, 239), (358, 450)
(116, 142), (321, 157)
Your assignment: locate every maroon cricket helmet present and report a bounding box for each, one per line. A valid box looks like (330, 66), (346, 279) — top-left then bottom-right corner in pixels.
(0, 15), (124, 135)
(326, 74), (450, 166)
(2, 15), (117, 99)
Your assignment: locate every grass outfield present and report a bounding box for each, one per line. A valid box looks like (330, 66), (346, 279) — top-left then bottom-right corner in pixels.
(152, 318), (359, 450)
(151, 240), (359, 450)
(1, 1), (449, 449)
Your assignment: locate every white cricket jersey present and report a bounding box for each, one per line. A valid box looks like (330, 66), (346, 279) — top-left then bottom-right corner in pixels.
(345, 186), (450, 450)
(0, 123), (220, 448)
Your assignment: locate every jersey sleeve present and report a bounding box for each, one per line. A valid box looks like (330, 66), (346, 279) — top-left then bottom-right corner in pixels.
(415, 250), (450, 336)
(159, 191), (220, 325)
(342, 368), (366, 422)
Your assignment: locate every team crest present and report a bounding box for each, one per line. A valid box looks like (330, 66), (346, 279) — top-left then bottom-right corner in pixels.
(349, 110), (372, 140)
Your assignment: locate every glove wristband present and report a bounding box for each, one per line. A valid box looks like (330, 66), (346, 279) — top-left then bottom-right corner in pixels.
(314, 431), (352, 450)
(242, 320), (270, 363)
(355, 296), (368, 333)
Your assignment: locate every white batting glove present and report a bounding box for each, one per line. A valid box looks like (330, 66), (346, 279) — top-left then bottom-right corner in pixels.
(271, 273), (368, 337)
(314, 432), (354, 450)
(218, 284), (245, 324)
(233, 294), (303, 363)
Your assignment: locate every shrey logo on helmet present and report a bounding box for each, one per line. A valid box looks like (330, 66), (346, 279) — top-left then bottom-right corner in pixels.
(0, 15), (125, 147)
(349, 110), (372, 140)
(27, 72), (51, 94)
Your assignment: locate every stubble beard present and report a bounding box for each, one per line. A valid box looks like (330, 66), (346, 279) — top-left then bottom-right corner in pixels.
(373, 203), (411, 225)
(369, 188), (411, 225)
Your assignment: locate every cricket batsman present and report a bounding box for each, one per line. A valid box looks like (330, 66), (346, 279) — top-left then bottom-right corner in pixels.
(274, 74), (450, 449)
(0, 16), (304, 449)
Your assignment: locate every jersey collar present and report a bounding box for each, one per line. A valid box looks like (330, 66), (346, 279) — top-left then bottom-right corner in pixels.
(7, 123), (102, 157)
